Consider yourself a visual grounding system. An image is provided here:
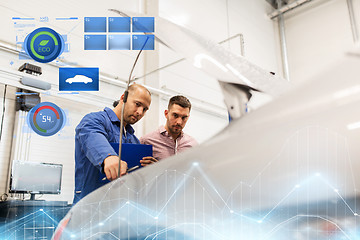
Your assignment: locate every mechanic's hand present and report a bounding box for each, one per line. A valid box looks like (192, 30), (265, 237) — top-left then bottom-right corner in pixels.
(104, 156), (128, 180)
(140, 156), (158, 167)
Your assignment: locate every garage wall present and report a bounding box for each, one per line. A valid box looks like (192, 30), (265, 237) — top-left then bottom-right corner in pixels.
(283, 0), (359, 83)
(156, 0), (281, 142)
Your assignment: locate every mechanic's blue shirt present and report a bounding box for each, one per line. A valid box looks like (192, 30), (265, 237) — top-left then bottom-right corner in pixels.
(73, 107), (140, 204)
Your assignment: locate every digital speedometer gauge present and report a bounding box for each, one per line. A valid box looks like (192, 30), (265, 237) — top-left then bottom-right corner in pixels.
(27, 102), (65, 136)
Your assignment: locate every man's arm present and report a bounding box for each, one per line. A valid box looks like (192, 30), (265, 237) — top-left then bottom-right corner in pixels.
(77, 113), (123, 178)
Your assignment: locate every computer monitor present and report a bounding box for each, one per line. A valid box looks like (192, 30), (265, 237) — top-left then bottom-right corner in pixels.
(9, 160), (63, 200)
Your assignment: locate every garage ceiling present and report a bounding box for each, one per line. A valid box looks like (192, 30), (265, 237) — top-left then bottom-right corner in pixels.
(265, 0), (295, 9)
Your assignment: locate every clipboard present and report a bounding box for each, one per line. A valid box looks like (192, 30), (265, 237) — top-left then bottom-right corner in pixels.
(110, 142), (153, 170)
(100, 143), (153, 183)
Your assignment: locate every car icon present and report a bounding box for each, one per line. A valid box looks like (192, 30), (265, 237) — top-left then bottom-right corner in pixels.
(65, 75), (93, 84)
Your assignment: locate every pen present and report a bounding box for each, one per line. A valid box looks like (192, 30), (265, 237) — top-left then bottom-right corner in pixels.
(127, 165), (139, 172)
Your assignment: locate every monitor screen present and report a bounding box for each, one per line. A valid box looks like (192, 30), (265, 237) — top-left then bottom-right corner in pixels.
(10, 160), (62, 194)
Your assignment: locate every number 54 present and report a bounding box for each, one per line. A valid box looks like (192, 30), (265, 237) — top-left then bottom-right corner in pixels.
(42, 115), (51, 122)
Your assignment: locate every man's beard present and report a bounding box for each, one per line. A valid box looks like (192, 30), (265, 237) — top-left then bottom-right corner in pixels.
(169, 125), (182, 134)
(124, 114), (138, 124)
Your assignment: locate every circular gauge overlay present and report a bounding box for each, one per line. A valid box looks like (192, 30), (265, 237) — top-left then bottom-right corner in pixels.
(24, 27), (64, 63)
(28, 102), (65, 137)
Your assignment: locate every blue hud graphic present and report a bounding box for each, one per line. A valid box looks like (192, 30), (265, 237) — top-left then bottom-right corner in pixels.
(109, 17), (131, 32)
(27, 102), (66, 137)
(84, 17), (106, 32)
(132, 34), (154, 50)
(12, 17), (77, 63)
(0, 205), (71, 240)
(108, 35), (130, 50)
(84, 17), (154, 50)
(59, 68), (99, 91)
(132, 17), (154, 32)
(24, 27), (65, 63)
(84, 35), (106, 50)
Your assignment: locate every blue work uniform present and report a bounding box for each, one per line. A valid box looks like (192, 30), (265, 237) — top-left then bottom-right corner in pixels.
(73, 107), (140, 204)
